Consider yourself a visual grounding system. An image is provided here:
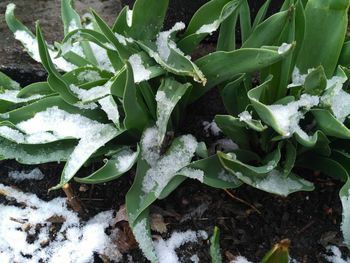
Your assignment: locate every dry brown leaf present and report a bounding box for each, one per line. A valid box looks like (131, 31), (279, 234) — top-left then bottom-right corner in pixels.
(151, 213), (167, 234)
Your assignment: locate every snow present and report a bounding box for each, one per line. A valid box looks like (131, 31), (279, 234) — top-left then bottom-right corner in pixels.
(98, 95), (120, 124)
(10, 107), (118, 183)
(0, 137), (72, 164)
(278, 43), (292, 54)
(69, 80), (112, 102)
(14, 30), (77, 72)
(89, 42), (115, 73)
(190, 254), (200, 263)
(340, 189), (350, 246)
(203, 120), (221, 137)
(0, 89), (43, 104)
(238, 111), (252, 122)
(154, 230), (208, 263)
(268, 94), (319, 137)
(0, 184), (121, 263)
(133, 218), (158, 262)
(115, 149), (138, 172)
(127, 10), (133, 27)
(77, 70), (101, 83)
(321, 75), (350, 123)
(230, 256), (253, 263)
(115, 33), (134, 46)
(141, 129), (198, 197)
(195, 20), (219, 34)
(178, 167), (204, 182)
(128, 54), (151, 83)
(255, 169), (314, 197)
(68, 20), (79, 32)
(325, 246), (350, 263)
(218, 169), (239, 183)
(8, 168), (44, 182)
(213, 138), (239, 152)
(156, 22), (186, 62)
(141, 127), (160, 167)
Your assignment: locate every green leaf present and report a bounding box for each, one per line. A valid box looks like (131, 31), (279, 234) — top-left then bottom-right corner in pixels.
(0, 71), (20, 90)
(210, 226), (222, 263)
(75, 146), (139, 184)
(296, 0), (350, 77)
(138, 36), (207, 85)
(251, 0), (271, 30)
(123, 62), (151, 134)
(239, 0), (251, 43)
(61, 0), (97, 65)
(261, 239), (290, 263)
(220, 74), (247, 115)
(218, 151), (314, 197)
(6, 4), (76, 72)
(338, 41), (350, 67)
(242, 9), (292, 48)
(312, 109), (350, 139)
(36, 24), (79, 104)
(217, 5), (239, 51)
(304, 66), (327, 95)
(192, 44), (294, 100)
(339, 174), (350, 249)
(215, 115), (250, 149)
(17, 82), (54, 98)
(128, 0), (169, 41)
(178, 0), (241, 54)
(0, 137), (75, 164)
(155, 78), (191, 146)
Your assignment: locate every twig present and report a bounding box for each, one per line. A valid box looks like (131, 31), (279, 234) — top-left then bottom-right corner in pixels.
(63, 184), (86, 218)
(223, 189), (261, 215)
(297, 220), (315, 234)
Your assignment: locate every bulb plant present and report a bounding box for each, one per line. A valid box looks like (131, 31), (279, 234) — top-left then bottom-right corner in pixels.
(1, 0), (349, 262)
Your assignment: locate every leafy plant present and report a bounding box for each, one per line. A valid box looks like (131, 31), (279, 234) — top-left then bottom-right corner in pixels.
(1, 0), (299, 262)
(214, 0), (350, 250)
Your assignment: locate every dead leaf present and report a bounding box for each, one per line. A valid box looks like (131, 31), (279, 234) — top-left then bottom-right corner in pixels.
(151, 213), (167, 234)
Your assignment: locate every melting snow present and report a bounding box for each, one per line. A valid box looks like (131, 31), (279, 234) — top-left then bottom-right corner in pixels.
(128, 54), (151, 83)
(325, 246), (350, 263)
(0, 184), (121, 263)
(203, 120), (221, 137)
(238, 111), (252, 122)
(141, 132), (198, 197)
(195, 20), (219, 35)
(268, 94), (319, 138)
(98, 96), (120, 124)
(278, 43), (292, 54)
(77, 70), (101, 83)
(340, 189), (350, 246)
(115, 149), (138, 172)
(127, 10), (133, 27)
(156, 22), (185, 62)
(154, 230), (208, 263)
(8, 168), (44, 182)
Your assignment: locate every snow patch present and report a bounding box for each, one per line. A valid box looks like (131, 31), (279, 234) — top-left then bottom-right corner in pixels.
(8, 168), (44, 182)
(203, 120), (221, 137)
(278, 43), (292, 54)
(154, 230), (208, 263)
(195, 20), (219, 35)
(156, 22), (186, 62)
(325, 246), (350, 263)
(141, 130), (198, 197)
(129, 54), (151, 83)
(0, 184), (121, 263)
(268, 94), (319, 138)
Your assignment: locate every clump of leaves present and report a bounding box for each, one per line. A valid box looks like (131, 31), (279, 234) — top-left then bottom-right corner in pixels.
(1, 0), (294, 261)
(214, 0), (350, 250)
